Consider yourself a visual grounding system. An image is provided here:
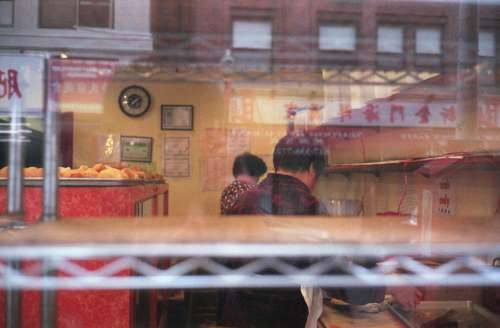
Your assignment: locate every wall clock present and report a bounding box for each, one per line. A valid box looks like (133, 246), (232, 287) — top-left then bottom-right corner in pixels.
(118, 85), (152, 117)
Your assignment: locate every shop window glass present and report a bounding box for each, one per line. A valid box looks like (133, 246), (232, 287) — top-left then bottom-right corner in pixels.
(232, 20), (272, 49)
(0, 0), (13, 26)
(377, 26), (403, 53)
(479, 31), (496, 57)
(416, 27), (442, 54)
(319, 24), (356, 51)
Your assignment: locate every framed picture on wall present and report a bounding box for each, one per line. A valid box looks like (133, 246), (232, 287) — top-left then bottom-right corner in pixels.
(161, 105), (194, 130)
(120, 136), (153, 162)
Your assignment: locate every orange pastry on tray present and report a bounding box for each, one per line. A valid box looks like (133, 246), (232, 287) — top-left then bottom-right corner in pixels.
(93, 163), (106, 173)
(151, 173), (164, 181)
(128, 165), (146, 179)
(82, 168), (99, 178)
(59, 167), (71, 178)
(68, 169), (84, 178)
(24, 167), (43, 177)
(120, 168), (138, 180)
(0, 164), (164, 180)
(98, 166), (126, 179)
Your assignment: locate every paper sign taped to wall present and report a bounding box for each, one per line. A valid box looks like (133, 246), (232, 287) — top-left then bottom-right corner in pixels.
(96, 134), (120, 164)
(163, 137), (190, 177)
(202, 156), (230, 191)
(227, 128), (250, 156)
(203, 128), (227, 157)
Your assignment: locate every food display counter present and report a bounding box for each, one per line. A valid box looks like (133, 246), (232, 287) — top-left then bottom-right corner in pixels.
(0, 178), (168, 222)
(0, 178), (168, 328)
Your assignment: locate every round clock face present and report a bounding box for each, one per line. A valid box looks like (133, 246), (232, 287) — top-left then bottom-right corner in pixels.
(118, 85), (151, 117)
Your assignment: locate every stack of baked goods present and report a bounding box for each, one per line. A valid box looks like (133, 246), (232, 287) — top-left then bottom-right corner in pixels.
(0, 164), (164, 181)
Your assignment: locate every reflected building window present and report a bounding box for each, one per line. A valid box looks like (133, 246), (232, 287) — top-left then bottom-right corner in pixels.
(232, 20), (272, 50)
(0, 0), (14, 26)
(318, 24), (356, 51)
(40, 0), (114, 29)
(479, 30), (496, 57)
(416, 27), (442, 54)
(377, 26), (403, 53)
(478, 30), (497, 85)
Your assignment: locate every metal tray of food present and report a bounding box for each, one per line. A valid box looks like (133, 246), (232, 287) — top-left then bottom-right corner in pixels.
(388, 301), (500, 328)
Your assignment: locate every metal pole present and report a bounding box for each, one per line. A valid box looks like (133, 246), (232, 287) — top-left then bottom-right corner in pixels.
(42, 94), (59, 221)
(7, 97), (25, 219)
(5, 97), (25, 328)
(41, 278), (56, 328)
(456, 0), (478, 140)
(5, 264), (21, 328)
(41, 58), (59, 328)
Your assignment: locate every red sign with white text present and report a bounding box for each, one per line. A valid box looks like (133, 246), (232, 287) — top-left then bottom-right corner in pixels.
(48, 58), (118, 113)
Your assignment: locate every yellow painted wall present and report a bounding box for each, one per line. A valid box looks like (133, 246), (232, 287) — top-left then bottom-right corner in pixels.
(70, 77), (500, 219)
(72, 81), (287, 217)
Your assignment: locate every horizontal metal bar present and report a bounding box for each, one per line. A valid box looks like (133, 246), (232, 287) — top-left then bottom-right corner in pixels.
(2, 273), (500, 290)
(0, 130), (32, 134)
(0, 243), (499, 259)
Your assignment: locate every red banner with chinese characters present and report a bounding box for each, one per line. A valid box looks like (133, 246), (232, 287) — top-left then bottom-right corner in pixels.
(325, 98), (500, 129)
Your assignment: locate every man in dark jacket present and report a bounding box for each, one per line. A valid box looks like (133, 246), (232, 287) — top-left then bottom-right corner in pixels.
(224, 133), (386, 327)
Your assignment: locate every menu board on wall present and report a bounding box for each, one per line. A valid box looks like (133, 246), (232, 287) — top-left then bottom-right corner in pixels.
(163, 137), (190, 177)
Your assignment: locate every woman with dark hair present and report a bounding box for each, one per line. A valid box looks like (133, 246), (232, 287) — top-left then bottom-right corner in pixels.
(220, 152), (267, 215)
(216, 153), (267, 325)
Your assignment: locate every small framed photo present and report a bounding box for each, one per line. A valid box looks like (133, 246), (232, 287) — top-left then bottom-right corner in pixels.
(120, 136), (153, 162)
(161, 105), (194, 130)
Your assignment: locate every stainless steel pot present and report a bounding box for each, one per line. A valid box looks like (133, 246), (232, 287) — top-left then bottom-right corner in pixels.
(327, 199), (363, 217)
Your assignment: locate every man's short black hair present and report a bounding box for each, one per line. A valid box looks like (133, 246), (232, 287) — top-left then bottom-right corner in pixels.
(232, 153), (267, 178)
(273, 133), (326, 176)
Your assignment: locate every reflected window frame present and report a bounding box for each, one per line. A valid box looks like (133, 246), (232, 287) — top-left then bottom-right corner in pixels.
(413, 24), (444, 70)
(230, 8), (275, 73)
(316, 11), (360, 67)
(0, 0), (14, 27)
(318, 23), (358, 52)
(478, 25), (499, 86)
(39, 0), (114, 29)
(231, 19), (273, 50)
(415, 26), (442, 55)
(376, 23), (405, 69)
(377, 25), (404, 54)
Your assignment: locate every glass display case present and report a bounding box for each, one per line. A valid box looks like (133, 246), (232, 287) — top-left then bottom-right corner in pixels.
(0, 0), (499, 327)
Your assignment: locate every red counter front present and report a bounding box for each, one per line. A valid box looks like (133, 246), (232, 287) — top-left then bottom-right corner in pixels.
(0, 179), (168, 328)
